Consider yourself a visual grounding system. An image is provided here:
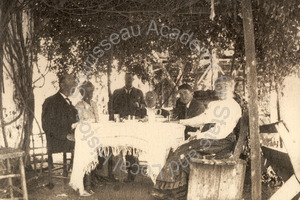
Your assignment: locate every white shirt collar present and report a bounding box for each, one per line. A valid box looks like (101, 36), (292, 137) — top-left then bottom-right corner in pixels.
(59, 92), (70, 104)
(125, 87), (132, 94)
(186, 100), (192, 108)
(59, 92), (67, 98)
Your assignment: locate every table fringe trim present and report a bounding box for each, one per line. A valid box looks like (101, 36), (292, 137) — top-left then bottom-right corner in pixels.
(83, 146), (143, 174)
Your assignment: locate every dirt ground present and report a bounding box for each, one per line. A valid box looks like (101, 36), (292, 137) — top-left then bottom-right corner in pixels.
(27, 173), (157, 200)
(1, 166), (283, 200)
(0, 161), (294, 200)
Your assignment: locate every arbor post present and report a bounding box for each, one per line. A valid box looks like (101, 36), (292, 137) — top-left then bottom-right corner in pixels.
(241, 0), (261, 199)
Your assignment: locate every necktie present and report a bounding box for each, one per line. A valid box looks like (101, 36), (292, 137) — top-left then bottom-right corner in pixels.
(184, 105), (188, 119)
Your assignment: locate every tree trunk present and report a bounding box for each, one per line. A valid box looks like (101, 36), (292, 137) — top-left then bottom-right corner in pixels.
(22, 90), (34, 166)
(0, 52), (8, 147)
(17, 7), (35, 166)
(107, 47), (113, 120)
(1, 1), (35, 167)
(0, 0), (17, 149)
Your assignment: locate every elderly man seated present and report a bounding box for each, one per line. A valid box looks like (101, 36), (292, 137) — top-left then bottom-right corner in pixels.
(151, 76), (242, 200)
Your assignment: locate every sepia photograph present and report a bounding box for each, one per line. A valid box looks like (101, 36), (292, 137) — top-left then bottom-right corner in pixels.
(0, 0), (299, 199)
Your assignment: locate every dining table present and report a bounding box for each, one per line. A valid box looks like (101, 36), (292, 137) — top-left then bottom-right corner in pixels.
(69, 119), (185, 194)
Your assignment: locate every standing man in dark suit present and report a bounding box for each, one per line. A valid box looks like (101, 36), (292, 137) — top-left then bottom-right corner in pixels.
(112, 73), (146, 119)
(111, 73), (146, 181)
(42, 73), (78, 185)
(173, 84), (206, 140)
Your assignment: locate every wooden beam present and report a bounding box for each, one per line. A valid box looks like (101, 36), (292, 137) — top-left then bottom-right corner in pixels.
(275, 123), (300, 182)
(269, 174), (300, 200)
(241, 0), (261, 200)
(0, 173), (21, 179)
(19, 157), (28, 200)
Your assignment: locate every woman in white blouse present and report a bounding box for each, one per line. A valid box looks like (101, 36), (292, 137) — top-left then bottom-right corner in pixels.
(76, 81), (99, 123)
(152, 76), (242, 200)
(180, 76), (241, 142)
(74, 81), (99, 196)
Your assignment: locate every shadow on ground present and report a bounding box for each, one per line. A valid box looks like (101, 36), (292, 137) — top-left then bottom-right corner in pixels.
(18, 165), (291, 200)
(28, 173), (156, 200)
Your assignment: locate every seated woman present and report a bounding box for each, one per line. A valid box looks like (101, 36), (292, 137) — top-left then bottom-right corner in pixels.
(75, 81), (99, 196)
(144, 91), (159, 122)
(76, 81), (99, 123)
(151, 76), (242, 200)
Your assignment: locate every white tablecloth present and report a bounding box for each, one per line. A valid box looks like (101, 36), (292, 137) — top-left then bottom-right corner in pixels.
(69, 121), (185, 193)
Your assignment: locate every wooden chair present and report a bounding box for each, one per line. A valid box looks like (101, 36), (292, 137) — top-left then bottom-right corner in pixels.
(0, 148), (28, 200)
(268, 122), (300, 200)
(45, 132), (74, 187)
(187, 111), (248, 200)
(47, 150), (74, 184)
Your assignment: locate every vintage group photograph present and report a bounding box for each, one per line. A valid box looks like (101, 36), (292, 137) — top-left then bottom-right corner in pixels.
(0, 0), (299, 199)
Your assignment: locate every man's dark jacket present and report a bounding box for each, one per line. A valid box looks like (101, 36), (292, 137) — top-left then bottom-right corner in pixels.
(173, 98), (205, 120)
(42, 92), (78, 153)
(174, 98), (206, 140)
(112, 87), (146, 118)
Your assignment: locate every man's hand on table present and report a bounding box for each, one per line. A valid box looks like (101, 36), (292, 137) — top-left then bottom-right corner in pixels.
(133, 101), (146, 109)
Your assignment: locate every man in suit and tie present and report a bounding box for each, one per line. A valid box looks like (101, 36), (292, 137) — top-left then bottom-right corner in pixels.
(42, 73), (78, 186)
(111, 73), (146, 182)
(173, 84), (206, 140)
(112, 73), (146, 119)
